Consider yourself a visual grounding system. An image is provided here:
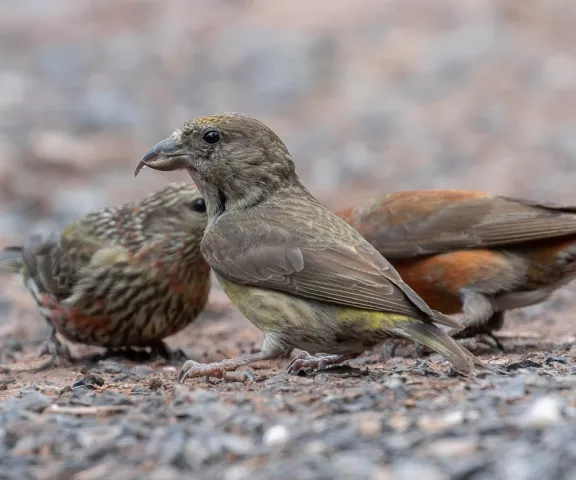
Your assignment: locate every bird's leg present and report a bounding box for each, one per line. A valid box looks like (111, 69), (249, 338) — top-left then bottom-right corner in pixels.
(38, 326), (72, 362)
(452, 310), (506, 352)
(33, 291), (73, 362)
(285, 351), (360, 375)
(149, 340), (189, 362)
(176, 340), (286, 383)
(447, 290), (506, 351)
(455, 290), (495, 332)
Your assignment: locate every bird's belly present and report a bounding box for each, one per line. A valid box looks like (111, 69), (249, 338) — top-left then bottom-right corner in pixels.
(217, 276), (392, 355)
(49, 295), (200, 348)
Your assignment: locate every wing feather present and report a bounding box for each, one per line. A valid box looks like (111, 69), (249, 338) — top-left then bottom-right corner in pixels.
(202, 193), (451, 323)
(342, 191), (576, 258)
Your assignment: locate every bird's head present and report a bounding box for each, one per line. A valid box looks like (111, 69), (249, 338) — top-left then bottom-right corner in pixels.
(135, 113), (299, 217)
(136, 182), (207, 237)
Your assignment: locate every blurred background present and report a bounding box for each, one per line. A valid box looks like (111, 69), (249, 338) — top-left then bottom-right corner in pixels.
(2, 0), (576, 347)
(2, 0), (576, 238)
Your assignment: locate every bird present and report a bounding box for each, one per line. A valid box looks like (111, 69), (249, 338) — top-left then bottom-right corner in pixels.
(0, 182), (211, 365)
(135, 113), (485, 382)
(337, 190), (576, 343)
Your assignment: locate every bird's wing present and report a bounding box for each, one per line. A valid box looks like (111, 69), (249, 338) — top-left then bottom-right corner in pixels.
(202, 196), (458, 327)
(340, 190), (576, 258)
(62, 239), (184, 311)
(15, 230), (105, 300)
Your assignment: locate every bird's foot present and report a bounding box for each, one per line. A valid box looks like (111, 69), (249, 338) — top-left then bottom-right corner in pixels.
(286, 352), (356, 375)
(150, 341), (189, 362)
(176, 359), (254, 383)
(448, 311), (506, 351)
(450, 326), (506, 352)
(38, 330), (72, 364)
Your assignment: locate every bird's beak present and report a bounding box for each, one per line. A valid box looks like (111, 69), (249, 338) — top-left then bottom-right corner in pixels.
(134, 137), (191, 177)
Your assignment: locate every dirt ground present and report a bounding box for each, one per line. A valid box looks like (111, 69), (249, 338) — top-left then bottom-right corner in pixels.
(1, 273), (575, 480)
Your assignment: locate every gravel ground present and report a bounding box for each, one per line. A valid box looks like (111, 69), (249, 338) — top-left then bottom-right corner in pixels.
(4, 355), (576, 480)
(0, 281), (575, 480)
(2, 1), (576, 479)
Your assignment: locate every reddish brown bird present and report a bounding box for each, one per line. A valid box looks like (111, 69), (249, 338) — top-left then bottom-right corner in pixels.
(0, 183), (210, 364)
(337, 190), (576, 342)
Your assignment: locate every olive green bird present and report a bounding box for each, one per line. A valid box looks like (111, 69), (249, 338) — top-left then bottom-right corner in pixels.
(135, 113), (485, 382)
(0, 183), (210, 365)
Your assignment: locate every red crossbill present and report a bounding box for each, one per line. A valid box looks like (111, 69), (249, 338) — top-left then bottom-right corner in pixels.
(337, 190), (576, 343)
(135, 113), (484, 382)
(0, 183), (210, 365)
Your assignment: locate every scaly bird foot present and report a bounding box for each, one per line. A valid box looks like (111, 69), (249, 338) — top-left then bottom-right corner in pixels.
(176, 349), (284, 383)
(448, 311), (506, 351)
(285, 352), (357, 375)
(450, 326), (506, 352)
(176, 359), (254, 383)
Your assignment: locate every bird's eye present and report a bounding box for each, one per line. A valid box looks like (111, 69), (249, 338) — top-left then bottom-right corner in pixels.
(189, 198), (206, 213)
(202, 130), (220, 144)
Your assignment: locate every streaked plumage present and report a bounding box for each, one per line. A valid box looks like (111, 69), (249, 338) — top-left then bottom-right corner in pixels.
(0, 183), (210, 362)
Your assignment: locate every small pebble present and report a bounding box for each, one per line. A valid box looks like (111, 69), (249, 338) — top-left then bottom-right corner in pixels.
(17, 390), (52, 413)
(521, 395), (565, 428)
(99, 362), (124, 374)
(93, 390), (133, 407)
(72, 374), (105, 390)
(130, 386), (153, 396)
(306, 440), (328, 455)
(263, 425), (290, 447)
(390, 460), (449, 480)
(546, 355), (568, 365)
(355, 412), (382, 438)
(39, 385), (61, 395)
(506, 360), (542, 371)
(389, 416), (410, 433)
(333, 454), (376, 477)
(417, 410), (464, 432)
(148, 377), (163, 391)
(423, 438), (478, 457)
(224, 466), (253, 480)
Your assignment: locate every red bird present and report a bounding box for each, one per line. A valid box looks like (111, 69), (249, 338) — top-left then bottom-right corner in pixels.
(337, 190), (576, 343)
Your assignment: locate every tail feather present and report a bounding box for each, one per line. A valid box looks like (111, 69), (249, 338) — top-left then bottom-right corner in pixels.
(429, 309), (463, 329)
(0, 246), (23, 274)
(394, 321), (485, 373)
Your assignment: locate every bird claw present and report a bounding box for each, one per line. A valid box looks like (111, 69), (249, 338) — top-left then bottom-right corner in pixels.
(481, 333), (506, 352)
(450, 327), (506, 352)
(38, 331), (72, 364)
(176, 360), (254, 384)
(286, 352), (350, 375)
(453, 335), (506, 354)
